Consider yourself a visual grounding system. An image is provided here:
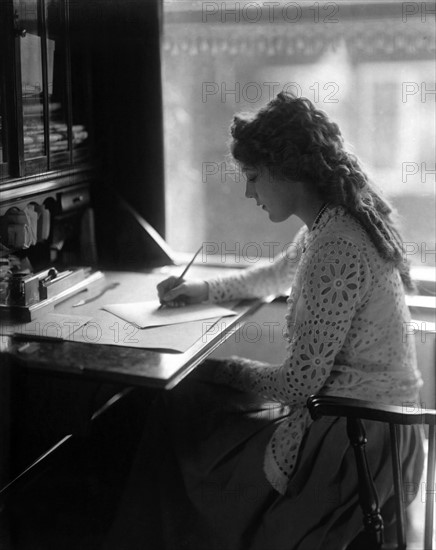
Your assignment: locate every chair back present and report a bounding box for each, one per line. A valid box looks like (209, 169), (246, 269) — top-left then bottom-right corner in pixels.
(307, 395), (436, 550)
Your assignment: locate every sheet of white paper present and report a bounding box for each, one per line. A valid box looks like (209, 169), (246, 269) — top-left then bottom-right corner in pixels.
(8, 313), (92, 340)
(102, 300), (237, 329)
(65, 315), (227, 353)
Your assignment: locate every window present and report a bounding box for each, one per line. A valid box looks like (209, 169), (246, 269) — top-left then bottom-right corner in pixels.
(162, 1), (436, 269)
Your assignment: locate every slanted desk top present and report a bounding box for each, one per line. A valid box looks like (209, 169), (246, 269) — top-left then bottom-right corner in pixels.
(2, 268), (265, 390)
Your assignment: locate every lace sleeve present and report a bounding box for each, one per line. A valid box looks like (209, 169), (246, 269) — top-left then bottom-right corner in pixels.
(206, 226), (307, 302)
(213, 236), (370, 405)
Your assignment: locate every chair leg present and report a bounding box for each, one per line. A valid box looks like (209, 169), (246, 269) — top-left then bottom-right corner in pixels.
(389, 423), (406, 549)
(347, 417), (384, 548)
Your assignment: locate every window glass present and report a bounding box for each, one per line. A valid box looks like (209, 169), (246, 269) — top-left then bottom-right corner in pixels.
(162, 1), (435, 267)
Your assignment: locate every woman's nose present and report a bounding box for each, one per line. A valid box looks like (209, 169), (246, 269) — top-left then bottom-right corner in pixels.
(245, 181), (255, 199)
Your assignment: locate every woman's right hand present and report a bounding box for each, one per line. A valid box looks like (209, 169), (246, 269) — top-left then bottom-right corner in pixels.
(157, 277), (209, 307)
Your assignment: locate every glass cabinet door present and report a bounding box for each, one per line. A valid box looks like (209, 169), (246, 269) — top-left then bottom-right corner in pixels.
(0, 56), (7, 178)
(14, 0), (77, 173)
(2, 0), (90, 180)
(0, 89), (4, 164)
(0, 8), (10, 182)
(70, 36), (90, 160)
(45, 0), (71, 167)
(15, 0), (47, 162)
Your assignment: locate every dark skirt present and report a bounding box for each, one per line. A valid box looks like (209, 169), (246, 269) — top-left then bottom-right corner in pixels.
(105, 377), (425, 550)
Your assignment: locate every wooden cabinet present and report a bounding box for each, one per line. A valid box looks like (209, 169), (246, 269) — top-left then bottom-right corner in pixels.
(0, 0), (94, 267)
(0, 0), (166, 271)
(1, 0), (91, 180)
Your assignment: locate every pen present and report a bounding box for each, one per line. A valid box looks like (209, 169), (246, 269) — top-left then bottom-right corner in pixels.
(159, 244), (203, 309)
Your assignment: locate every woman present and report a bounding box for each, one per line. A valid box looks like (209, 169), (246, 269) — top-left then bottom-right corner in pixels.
(108, 93), (424, 550)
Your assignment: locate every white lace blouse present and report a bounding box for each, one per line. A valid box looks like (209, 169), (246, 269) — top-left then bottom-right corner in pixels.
(206, 205), (423, 495)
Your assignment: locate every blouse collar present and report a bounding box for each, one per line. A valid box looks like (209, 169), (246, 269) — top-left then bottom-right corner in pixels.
(303, 204), (346, 253)
(309, 204), (343, 233)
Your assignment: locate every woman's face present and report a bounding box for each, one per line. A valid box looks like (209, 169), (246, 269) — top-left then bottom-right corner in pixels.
(242, 164), (299, 223)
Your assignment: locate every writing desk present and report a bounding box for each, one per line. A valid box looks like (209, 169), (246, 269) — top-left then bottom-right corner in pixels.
(2, 268), (265, 390)
(0, 267), (267, 495)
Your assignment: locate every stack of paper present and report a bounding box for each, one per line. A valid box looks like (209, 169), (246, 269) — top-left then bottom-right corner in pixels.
(102, 300), (236, 329)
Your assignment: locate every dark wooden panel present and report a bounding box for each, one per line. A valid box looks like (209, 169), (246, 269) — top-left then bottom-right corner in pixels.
(71, 0), (166, 267)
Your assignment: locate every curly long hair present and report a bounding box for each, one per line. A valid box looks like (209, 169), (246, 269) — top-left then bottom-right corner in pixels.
(230, 92), (414, 291)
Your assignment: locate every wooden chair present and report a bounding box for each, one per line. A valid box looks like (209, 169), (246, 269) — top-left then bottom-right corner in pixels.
(307, 395), (436, 550)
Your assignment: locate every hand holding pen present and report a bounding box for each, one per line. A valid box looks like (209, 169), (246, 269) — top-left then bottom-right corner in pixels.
(157, 245), (208, 308)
